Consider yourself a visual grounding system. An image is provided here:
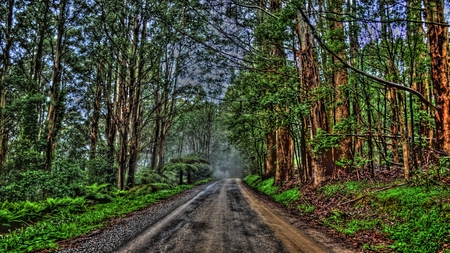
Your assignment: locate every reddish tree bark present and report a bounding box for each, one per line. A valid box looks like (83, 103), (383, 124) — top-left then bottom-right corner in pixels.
(264, 130), (277, 179)
(331, 0), (352, 171)
(425, 0), (450, 154)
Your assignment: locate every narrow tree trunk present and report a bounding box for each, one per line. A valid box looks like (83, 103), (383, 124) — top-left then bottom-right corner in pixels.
(179, 169), (183, 185)
(0, 0), (14, 172)
(390, 89), (400, 164)
(117, 71), (128, 190)
(275, 127), (293, 184)
(45, 0), (67, 172)
(33, 0), (50, 142)
(105, 64), (117, 185)
(187, 168), (191, 184)
(264, 130), (277, 179)
(127, 14), (142, 189)
(90, 66), (103, 162)
(331, 0), (352, 171)
(151, 89), (161, 171)
(116, 32), (129, 190)
(398, 93), (410, 179)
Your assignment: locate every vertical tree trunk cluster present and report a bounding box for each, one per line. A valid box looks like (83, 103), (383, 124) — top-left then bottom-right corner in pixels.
(254, 0), (450, 186)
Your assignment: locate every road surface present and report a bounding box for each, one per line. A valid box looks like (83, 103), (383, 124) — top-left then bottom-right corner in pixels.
(116, 178), (329, 253)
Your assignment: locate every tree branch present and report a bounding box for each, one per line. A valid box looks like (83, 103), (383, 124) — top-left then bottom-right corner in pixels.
(230, 0), (279, 20)
(297, 7), (435, 109)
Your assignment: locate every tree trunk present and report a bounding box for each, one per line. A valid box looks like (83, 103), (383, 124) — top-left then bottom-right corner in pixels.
(297, 12), (332, 186)
(90, 66), (102, 162)
(105, 63), (117, 185)
(151, 90), (161, 171)
(425, 0), (450, 154)
(127, 14), (143, 189)
(275, 127), (293, 184)
(264, 130), (277, 179)
(45, 0), (67, 172)
(331, 0), (352, 170)
(179, 169), (183, 185)
(117, 69), (128, 190)
(116, 35), (129, 190)
(389, 89), (400, 164)
(187, 168), (191, 184)
(0, 0), (14, 172)
(398, 93), (410, 179)
(33, 0), (50, 142)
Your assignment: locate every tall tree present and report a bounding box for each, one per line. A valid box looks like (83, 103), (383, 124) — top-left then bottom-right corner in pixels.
(45, 0), (68, 172)
(0, 0), (14, 171)
(329, 0), (352, 170)
(425, 0), (450, 154)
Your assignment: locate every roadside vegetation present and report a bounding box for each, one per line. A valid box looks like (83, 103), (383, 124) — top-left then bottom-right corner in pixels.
(0, 179), (214, 253)
(0, 154), (214, 253)
(245, 174), (450, 253)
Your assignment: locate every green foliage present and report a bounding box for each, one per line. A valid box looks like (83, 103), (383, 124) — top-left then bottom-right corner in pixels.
(83, 183), (113, 204)
(273, 188), (300, 206)
(244, 175), (278, 196)
(244, 174), (261, 187)
(297, 204), (315, 213)
(0, 162), (87, 202)
(0, 197), (86, 230)
(310, 128), (340, 154)
(256, 178), (278, 196)
(318, 180), (450, 252)
(318, 180), (368, 198)
(162, 153), (212, 183)
(135, 169), (177, 186)
(343, 219), (379, 236)
(127, 183), (170, 197)
(0, 180), (212, 252)
(370, 186), (450, 252)
(322, 209), (379, 236)
(193, 178), (215, 186)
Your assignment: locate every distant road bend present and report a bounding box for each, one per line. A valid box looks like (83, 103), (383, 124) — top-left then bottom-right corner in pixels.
(116, 178), (330, 253)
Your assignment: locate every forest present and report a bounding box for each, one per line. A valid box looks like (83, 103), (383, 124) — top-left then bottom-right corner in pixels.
(1, 0), (450, 252)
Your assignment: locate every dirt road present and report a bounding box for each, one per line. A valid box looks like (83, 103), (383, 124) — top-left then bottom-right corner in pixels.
(116, 179), (332, 253)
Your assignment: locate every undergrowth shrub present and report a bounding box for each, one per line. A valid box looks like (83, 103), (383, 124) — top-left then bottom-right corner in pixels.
(83, 183), (113, 204)
(0, 197), (87, 227)
(256, 178), (278, 196)
(244, 174), (260, 187)
(274, 188), (300, 206)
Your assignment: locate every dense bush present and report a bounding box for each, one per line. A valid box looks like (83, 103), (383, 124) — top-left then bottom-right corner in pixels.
(0, 163), (87, 202)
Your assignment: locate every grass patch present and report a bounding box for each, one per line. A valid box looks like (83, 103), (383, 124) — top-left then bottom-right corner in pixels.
(318, 180), (369, 199)
(0, 181), (210, 252)
(297, 203), (315, 213)
(244, 174), (261, 188)
(319, 180), (450, 252)
(257, 178), (278, 196)
(274, 188), (300, 206)
(244, 175), (278, 196)
(372, 185), (450, 253)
